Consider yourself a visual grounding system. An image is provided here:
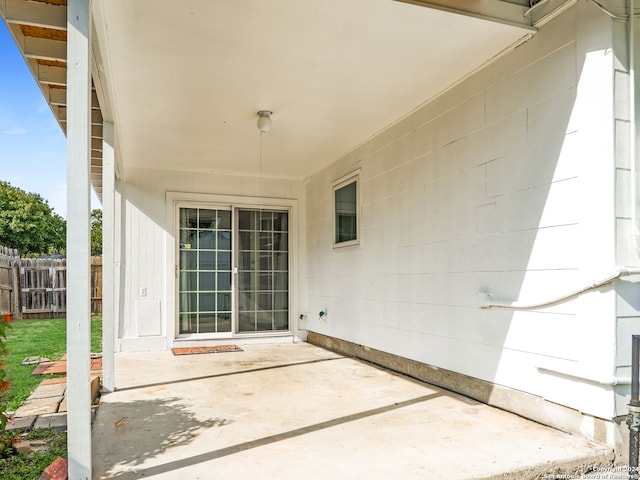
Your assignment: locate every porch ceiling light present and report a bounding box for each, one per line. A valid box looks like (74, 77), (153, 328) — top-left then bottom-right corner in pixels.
(257, 110), (273, 133)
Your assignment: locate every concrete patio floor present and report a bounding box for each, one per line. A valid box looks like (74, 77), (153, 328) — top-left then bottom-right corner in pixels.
(92, 343), (613, 480)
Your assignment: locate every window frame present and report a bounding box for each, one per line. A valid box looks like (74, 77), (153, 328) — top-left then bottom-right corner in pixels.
(332, 171), (361, 249)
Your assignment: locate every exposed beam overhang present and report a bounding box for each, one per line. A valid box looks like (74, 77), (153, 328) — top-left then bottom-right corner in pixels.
(57, 106), (103, 124)
(48, 85), (66, 105)
(49, 87), (101, 109)
(19, 24), (66, 41)
(91, 124), (103, 139)
(23, 35), (66, 61)
(91, 137), (102, 150)
(393, 0), (535, 29)
(1, 0), (105, 199)
(32, 0), (67, 6)
(1, 0), (66, 30)
(37, 63), (66, 86)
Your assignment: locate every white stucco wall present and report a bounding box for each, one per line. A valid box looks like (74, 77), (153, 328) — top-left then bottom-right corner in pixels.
(115, 166), (305, 351)
(305, 3), (622, 420)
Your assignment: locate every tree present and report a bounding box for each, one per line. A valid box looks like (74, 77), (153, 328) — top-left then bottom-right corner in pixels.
(91, 209), (102, 256)
(0, 182), (65, 256)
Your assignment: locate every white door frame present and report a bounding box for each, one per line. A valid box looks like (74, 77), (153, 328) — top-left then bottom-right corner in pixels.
(165, 192), (300, 345)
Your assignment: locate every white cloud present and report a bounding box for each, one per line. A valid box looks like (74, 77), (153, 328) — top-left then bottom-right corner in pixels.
(2, 127), (27, 135)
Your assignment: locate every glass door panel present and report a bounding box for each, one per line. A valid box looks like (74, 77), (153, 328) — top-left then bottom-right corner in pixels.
(237, 209), (289, 333)
(178, 207), (232, 334)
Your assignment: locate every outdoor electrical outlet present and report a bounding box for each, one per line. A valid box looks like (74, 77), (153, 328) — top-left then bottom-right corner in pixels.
(140, 287), (147, 297)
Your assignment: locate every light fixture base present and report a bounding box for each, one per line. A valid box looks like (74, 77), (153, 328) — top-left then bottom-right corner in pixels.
(257, 110), (273, 133)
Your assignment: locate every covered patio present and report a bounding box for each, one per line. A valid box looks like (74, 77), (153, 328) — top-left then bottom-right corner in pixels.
(4, 0), (637, 477)
(92, 343), (612, 479)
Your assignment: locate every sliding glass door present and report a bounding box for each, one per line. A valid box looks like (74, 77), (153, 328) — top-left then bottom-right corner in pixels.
(237, 209), (289, 333)
(178, 208), (232, 334)
(178, 206), (289, 336)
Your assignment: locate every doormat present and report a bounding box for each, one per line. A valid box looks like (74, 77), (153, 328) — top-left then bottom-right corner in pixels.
(172, 345), (243, 355)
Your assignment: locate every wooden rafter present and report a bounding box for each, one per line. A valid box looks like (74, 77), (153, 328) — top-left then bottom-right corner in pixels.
(37, 59), (67, 68)
(2, 0), (67, 30)
(23, 36), (67, 62)
(57, 106), (103, 125)
(37, 64), (66, 86)
(31, 0), (68, 6)
(49, 87), (101, 109)
(20, 25), (67, 41)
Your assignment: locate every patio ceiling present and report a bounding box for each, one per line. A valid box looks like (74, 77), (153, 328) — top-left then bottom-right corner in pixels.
(1, 0), (553, 192)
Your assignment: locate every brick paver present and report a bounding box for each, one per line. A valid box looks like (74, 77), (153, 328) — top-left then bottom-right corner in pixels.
(32, 357), (102, 376)
(39, 457), (68, 480)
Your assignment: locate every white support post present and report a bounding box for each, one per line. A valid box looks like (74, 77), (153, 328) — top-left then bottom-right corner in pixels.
(114, 183), (122, 351)
(66, 1), (92, 479)
(102, 121), (115, 392)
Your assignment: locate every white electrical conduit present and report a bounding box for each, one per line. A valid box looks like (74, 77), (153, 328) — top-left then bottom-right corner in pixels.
(591, 0), (629, 19)
(485, 1), (640, 310)
(481, 267), (640, 310)
(506, 0), (638, 390)
(536, 364), (631, 386)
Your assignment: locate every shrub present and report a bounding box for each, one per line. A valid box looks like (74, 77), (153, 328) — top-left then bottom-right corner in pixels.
(0, 315), (11, 430)
(0, 430), (16, 458)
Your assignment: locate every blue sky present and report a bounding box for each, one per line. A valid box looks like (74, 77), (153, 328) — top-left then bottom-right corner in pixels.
(0, 20), (98, 218)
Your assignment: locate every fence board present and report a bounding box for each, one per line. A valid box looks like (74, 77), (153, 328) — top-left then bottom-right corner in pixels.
(0, 247), (19, 317)
(0, 247), (102, 319)
(91, 256), (102, 316)
(20, 258), (67, 317)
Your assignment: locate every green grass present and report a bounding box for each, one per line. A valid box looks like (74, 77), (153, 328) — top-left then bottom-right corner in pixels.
(4, 317), (102, 411)
(0, 428), (67, 479)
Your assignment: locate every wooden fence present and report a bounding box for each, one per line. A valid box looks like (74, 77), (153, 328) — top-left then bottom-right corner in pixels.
(0, 246), (19, 318)
(20, 258), (67, 317)
(0, 247), (102, 320)
(91, 256), (102, 316)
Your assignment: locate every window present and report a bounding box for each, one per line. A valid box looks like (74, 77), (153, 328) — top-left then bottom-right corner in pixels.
(333, 173), (359, 247)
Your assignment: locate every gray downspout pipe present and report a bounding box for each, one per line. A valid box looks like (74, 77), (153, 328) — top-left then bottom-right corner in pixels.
(628, 336), (640, 479)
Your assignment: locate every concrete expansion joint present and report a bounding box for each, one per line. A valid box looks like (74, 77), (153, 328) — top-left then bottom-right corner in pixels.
(92, 344), (616, 479)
